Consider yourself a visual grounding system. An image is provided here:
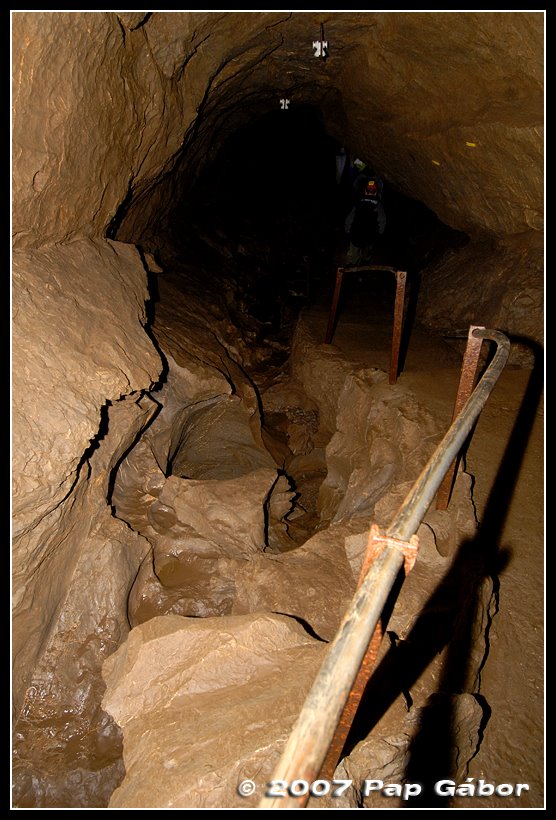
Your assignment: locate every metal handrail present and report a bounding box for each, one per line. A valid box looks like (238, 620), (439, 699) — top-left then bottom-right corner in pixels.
(258, 327), (510, 808)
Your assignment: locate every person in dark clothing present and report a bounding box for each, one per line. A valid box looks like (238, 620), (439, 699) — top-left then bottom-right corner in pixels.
(344, 170), (386, 265)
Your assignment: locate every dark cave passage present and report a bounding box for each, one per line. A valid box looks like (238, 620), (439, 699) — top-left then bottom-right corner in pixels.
(109, 107), (469, 568)
(105, 104), (476, 619)
(132, 104), (469, 344)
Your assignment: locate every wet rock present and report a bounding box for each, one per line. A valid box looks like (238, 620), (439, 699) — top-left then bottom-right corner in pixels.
(418, 233), (544, 366)
(231, 517), (363, 640)
(12, 395), (160, 807)
(103, 478), (487, 810)
(260, 376), (321, 456)
(318, 371), (438, 524)
(170, 396), (276, 480)
(288, 322), (440, 528)
(266, 473), (300, 551)
(102, 613), (326, 809)
(12, 237), (163, 806)
(328, 694), (484, 809)
(128, 549), (240, 623)
(150, 468), (288, 559)
(116, 12), (150, 30)
(12, 239), (161, 715)
(129, 512), (361, 639)
(127, 468), (297, 623)
(291, 321), (357, 435)
(331, 13), (543, 239)
(111, 352), (234, 539)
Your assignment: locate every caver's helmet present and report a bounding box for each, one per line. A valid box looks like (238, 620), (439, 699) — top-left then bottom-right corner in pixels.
(365, 179), (378, 198)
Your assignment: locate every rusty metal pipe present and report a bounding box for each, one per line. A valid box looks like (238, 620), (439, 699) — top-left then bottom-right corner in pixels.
(436, 325), (485, 510)
(319, 526), (418, 782)
(258, 544), (405, 809)
(392, 328), (510, 541)
(258, 327), (509, 809)
(389, 270), (407, 384)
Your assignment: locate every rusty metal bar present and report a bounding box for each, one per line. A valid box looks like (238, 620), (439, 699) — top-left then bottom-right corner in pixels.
(324, 268), (344, 344)
(436, 325), (484, 510)
(258, 542), (406, 809)
(389, 270), (407, 384)
(318, 622), (383, 781)
(324, 265), (408, 384)
(258, 327), (510, 809)
(383, 328), (510, 540)
(318, 531), (384, 783)
(319, 524), (418, 782)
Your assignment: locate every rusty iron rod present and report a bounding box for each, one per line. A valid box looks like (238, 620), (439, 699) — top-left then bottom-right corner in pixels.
(436, 325), (485, 510)
(324, 268), (345, 344)
(318, 621), (383, 782)
(258, 543), (406, 809)
(258, 327), (510, 809)
(389, 270), (407, 385)
(319, 525), (419, 783)
(324, 265), (403, 345)
(318, 533), (384, 782)
(384, 328), (510, 539)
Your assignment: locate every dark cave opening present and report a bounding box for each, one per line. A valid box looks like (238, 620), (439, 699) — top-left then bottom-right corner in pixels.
(153, 103), (469, 337)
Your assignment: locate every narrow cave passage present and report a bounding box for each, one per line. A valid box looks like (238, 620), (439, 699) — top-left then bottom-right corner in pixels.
(12, 10), (543, 811)
(109, 103), (471, 564)
(147, 104), (468, 340)
(84, 101), (506, 809)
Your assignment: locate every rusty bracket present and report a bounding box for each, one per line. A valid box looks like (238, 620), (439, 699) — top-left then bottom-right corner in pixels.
(318, 523), (419, 782)
(436, 324), (485, 510)
(324, 266), (407, 385)
(358, 522), (419, 580)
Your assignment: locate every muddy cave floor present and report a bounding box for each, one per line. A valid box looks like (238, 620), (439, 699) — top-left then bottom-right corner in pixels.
(17, 258), (542, 809)
(281, 271), (544, 808)
(147, 256), (545, 807)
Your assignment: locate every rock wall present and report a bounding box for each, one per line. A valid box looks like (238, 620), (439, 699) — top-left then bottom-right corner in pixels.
(102, 613), (326, 809)
(13, 12), (543, 343)
(12, 239), (161, 709)
(331, 12), (543, 238)
(12, 240), (162, 804)
(417, 232), (544, 364)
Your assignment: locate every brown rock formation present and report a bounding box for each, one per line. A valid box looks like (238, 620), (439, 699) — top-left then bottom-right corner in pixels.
(12, 10), (543, 808)
(102, 613), (326, 809)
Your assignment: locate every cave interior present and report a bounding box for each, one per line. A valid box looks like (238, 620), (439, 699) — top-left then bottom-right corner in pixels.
(11, 11), (544, 810)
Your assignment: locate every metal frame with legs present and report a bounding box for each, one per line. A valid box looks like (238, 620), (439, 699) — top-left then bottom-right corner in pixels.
(324, 265), (408, 385)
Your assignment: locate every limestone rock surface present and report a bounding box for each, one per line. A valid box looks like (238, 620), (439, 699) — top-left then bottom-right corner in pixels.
(102, 613), (325, 809)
